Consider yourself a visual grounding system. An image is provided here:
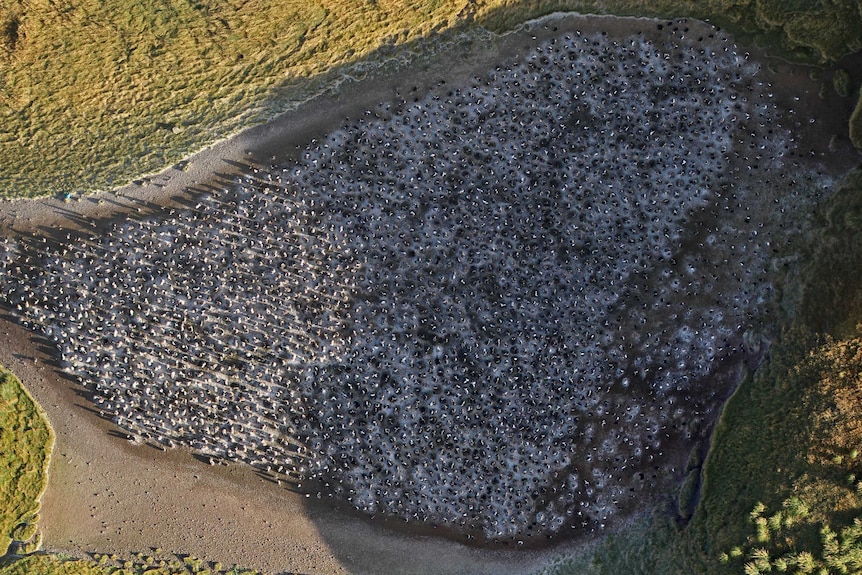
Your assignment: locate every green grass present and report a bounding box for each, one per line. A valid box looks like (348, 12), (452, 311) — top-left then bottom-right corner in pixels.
(1, 2), (861, 574)
(0, 367), (53, 558)
(686, 324), (845, 573)
(689, 169), (862, 573)
(535, 168), (862, 575)
(0, 0), (482, 198)
(704, 323), (862, 575)
(0, 360), (262, 575)
(0, 556), (115, 575)
(0, 553), (266, 575)
(477, 0), (862, 63)
(0, 0), (859, 199)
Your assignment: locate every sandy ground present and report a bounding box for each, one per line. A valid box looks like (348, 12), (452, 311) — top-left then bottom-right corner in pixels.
(0, 11), (859, 575)
(0, 313), (579, 575)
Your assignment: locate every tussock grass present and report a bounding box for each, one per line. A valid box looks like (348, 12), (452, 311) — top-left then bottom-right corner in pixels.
(0, 553), (270, 575)
(673, 170), (862, 574)
(0, 0), (859, 199)
(710, 171), (862, 569)
(699, 323), (862, 575)
(689, 324), (832, 571)
(537, 169), (862, 575)
(0, 367), (53, 557)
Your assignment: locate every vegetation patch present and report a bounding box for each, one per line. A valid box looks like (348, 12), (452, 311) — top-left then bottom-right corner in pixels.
(833, 69), (852, 98)
(0, 549), (271, 575)
(0, 556), (114, 575)
(0, 367), (53, 558)
(682, 170), (862, 574)
(0, 0), (859, 199)
(477, 0), (862, 63)
(0, 0), (481, 198)
(0, 553), (267, 575)
(536, 167), (862, 575)
(719, 498), (862, 575)
(686, 320), (862, 573)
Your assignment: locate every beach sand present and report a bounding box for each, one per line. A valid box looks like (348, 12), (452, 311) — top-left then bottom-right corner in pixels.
(0, 11), (859, 575)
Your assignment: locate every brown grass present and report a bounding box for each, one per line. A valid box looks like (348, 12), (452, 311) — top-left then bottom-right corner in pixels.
(0, 0), (859, 199)
(0, 366), (53, 556)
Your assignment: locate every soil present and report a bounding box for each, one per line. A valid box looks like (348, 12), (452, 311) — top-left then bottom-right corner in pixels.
(0, 11), (858, 575)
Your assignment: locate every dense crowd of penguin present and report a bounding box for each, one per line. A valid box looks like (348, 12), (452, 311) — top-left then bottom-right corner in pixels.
(0, 23), (820, 542)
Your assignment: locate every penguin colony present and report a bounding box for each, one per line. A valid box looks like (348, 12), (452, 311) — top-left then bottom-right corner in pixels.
(1, 25), (808, 542)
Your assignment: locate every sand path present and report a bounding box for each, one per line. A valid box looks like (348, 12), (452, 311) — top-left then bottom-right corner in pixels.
(0, 11), (858, 575)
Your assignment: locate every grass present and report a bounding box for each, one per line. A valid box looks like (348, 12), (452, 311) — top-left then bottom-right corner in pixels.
(536, 168), (862, 575)
(0, 359), (264, 575)
(686, 323), (853, 573)
(477, 0), (862, 62)
(0, 2), (861, 574)
(0, 0), (480, 198)
(703, 323), (862, 575)
(0, 556), (115, 575)
(706, 165), (862, 571)
(0, 553), (268, 575)
(0, 366), (53, 558)
(0, 0), (860, 199)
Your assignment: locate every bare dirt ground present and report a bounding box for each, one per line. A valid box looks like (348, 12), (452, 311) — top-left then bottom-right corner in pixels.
(0, 315), (571, 575)
(0, 11), (858, 575)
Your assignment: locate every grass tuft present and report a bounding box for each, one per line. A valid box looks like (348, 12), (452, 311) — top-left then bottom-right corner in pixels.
(0, 366), (53, 557)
